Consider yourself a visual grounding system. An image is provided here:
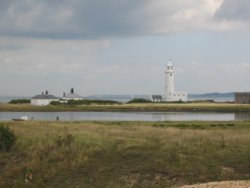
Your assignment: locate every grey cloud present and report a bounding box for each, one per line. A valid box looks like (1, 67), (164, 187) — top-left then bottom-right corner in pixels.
(73, 0), (152, 37)
(0, 0), (160, 39)
(0, 0), (230, 39)
(0, 0), (75, 38)
(0, 44), (23, 51)
(215, 0), (250, 21)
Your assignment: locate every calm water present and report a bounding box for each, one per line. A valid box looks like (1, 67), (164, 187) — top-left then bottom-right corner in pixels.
(0, 112), (249, 121)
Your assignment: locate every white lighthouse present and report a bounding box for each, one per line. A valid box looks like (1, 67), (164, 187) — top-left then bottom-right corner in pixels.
(165, 60), (175, 94)
(165, 60), (187, 102)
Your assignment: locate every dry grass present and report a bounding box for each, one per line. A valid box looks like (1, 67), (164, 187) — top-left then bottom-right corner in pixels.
(1, 102), (250, 112)
(0, 121), (249, 187)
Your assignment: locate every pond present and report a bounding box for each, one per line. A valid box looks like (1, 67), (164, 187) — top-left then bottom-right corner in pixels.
(0, 111), (250, 121)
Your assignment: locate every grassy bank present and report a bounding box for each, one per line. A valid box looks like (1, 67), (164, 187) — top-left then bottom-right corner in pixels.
(1, 103), (250, 112)
(0, 121), (250, 187)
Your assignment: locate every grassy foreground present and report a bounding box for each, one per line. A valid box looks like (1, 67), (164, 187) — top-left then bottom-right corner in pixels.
(0, 121), (250, 188)
(1, 103), (250, 112)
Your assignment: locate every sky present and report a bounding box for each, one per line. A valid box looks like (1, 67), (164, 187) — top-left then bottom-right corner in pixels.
(0, 0), (250, 97)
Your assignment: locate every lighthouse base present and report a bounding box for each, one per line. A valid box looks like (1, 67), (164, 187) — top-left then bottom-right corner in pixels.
(165, 92), (187, 102)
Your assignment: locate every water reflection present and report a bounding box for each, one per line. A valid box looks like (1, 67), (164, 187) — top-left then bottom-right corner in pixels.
(150, 112), (236, 121)
(234, 112), (250, 121)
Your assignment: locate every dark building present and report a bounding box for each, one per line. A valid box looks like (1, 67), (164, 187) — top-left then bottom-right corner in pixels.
(235, 92), (250, 104)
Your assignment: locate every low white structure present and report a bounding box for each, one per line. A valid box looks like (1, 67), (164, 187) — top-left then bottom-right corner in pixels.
(165, 60), (187, 102)
(151, 95), (163, 102)
(31, 91), (59, 106)
(63, 88), (83, 100)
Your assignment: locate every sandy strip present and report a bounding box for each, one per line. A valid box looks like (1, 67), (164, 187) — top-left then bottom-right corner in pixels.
(178, 181), (250, 188)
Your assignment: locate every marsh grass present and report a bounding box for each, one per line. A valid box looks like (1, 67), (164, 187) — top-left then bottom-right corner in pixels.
(1, 103), (250, 112)
(0, 121), (249, 187)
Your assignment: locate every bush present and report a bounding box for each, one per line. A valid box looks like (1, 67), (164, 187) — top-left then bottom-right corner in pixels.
(127, 98), (152, 103)
(87, 99), (121, 105)
(50, 101), (61, 105)
(67, 100), (91, 105)
(50, 100), (91, 105)
(50, 99), (121, 105)
(9, 99), (30, 104)
(0, 124), (16, 151)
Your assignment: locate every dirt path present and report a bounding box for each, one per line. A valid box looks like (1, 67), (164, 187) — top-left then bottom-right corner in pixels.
(178, 181), (250, 188)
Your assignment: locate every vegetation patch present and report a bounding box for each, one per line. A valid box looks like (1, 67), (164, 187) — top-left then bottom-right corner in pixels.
(127, 98), (152, 103)
(8, 99), (30, 104)
(0, 124), (16, 152)
(1, 102), (250, 112)
(51, 99), (121, 106)
(0, 121), (249, 187)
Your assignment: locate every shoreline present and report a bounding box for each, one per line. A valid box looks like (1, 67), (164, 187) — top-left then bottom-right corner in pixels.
(1, 103), (250, 112)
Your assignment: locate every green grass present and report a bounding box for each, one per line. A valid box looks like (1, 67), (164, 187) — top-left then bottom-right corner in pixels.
(0, 121), (250, 187)
(1, 103), (250, 112)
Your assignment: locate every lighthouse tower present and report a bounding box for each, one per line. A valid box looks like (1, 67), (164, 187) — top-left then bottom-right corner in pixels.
(165, 60), (175, 95)
(165, 60), (187, 102)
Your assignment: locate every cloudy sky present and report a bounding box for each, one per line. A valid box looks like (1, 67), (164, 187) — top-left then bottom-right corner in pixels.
(1, 0), (250, 96)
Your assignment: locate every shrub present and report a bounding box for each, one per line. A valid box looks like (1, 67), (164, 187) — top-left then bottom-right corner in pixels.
(9, 99), (30, 104)
(50, 99), (120, 105)
(127, 98), (152, 103)
(152, 123), (166, 128)
(66, 100), (90, 105)
(0, 124), (16, 151)
(50, 101), (61, 105)
(87, 99), (120, 105)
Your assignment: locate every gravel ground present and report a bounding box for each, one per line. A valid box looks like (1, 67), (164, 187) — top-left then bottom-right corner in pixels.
(178, 181), (250, 188)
